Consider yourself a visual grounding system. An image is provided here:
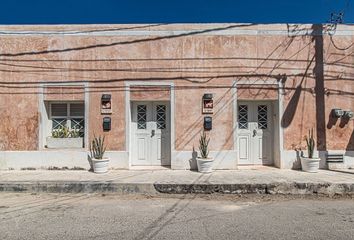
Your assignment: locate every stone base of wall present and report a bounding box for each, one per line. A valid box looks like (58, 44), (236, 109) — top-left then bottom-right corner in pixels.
(0, 151), (129, 170)
(1, 150), (353, 171)
(0, 150), (238, 170)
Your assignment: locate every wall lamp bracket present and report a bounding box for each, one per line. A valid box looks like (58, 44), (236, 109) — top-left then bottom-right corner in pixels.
(332, 108), (344, 118)
(343, 110), (354, 119)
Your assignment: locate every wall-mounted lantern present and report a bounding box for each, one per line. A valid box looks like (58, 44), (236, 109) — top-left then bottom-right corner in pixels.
(332, 108), (344, 118)
(202, 93), (213, 114)
(343, 110), (354, 119)
(101, 94), (112, 114)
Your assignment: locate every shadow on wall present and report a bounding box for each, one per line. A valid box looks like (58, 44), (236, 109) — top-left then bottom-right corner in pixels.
(281, 55), (315, 129)
(292, 150), (302, 169)
(174, 86), (235, 152)
(327, 110), (351, 129)
(189, 147), (198, 170)
(341, 125), (353, 168)
(281, 82), (302, 129)
(328, 111), (354, 161)
(327, 109), (339, 129)
(282, 24), (329, 162)
(346, 130), (354, 152)
(0, 24), (256, 58)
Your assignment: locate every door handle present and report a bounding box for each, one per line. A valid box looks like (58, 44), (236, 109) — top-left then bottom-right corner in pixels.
(151, 129), (155, 137)
(253, 129), (257, 137)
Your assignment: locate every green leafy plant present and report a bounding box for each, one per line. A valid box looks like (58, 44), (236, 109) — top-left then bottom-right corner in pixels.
(70, 128), (80, 138)
(305, 128), (315, 158)
(89, 135), (107, 159)
(198, 131), (210, 159)
(52, 126), (80, 138)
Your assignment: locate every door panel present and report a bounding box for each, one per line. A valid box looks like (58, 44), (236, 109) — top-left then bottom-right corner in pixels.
(260, 132), (272, 165)
(238, 135), (250, 164)
(137, 137), (147, 161)
(131, 102), (153, 165)
(157, 137), (162, 160)
(257, 137), (262, 159)
(152, 103), (171, 166)
(237, 101), (273, 165)
(131, 101), (171, 166)
(237, 103), (251, 164)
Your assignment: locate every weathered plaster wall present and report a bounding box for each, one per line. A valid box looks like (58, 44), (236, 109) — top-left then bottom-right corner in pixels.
(44, 85), (85, 101)
(88, 82), (126, 151)
(281, 33), (354, 151)
(237, 84), (278, 100)
(0, 94), (39, 150)
(174, 78), (234, 151)
(0, 23), (352, 155)
(130, 86), (170, 101)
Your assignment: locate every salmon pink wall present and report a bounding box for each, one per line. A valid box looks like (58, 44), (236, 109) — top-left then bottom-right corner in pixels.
(0, 24), (352, 152)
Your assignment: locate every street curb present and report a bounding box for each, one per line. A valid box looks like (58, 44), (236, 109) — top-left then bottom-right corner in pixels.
(0, 182), (353, 196)
(154, 182), (354, 196)
(0, 182), (157, 194)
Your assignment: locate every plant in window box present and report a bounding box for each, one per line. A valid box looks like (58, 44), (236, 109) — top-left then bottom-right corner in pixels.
(46, 126), (83, 149)
(196, 131), (214, 173)
(300, 129), (321, 173)
(89, 135), (109, 174)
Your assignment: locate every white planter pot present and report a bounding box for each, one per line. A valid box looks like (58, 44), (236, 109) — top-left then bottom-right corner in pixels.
(196, 157), (214, 173)
(46, 137), (83, 149)
(300, 157), (321, 173)
(92, 157), (110, 174)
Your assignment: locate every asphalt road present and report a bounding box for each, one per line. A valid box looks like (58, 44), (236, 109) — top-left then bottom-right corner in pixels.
(0, 193), (354, 240)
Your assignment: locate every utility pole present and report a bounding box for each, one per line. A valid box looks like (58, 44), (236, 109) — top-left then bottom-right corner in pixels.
(312, 24), (326, 153)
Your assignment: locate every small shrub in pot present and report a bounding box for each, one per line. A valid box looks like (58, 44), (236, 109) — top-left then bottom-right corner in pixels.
(90, 135), (109, 174)
(196, 131), (214, 173)
(300, 129), (321, 173)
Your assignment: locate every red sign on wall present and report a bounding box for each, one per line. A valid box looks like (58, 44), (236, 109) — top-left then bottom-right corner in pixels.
(101, 94), (112, 114)
(202, 94), (213, 114)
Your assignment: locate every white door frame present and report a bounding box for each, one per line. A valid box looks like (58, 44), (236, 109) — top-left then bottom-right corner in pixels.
(125, 81), (175, 168)
(130, 101), (171, 166)
(236, 100), (274, 165)
(233, 80), (282, 167)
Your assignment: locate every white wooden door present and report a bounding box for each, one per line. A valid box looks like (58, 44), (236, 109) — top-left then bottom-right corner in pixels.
(131, 102), (171, 166)
(237, 101), (273, 165)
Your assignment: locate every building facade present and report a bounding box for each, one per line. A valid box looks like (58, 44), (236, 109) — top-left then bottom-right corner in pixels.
(0, 23), (353, 170)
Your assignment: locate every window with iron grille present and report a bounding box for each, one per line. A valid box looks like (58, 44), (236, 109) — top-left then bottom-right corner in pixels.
(257, 105), (268, 129)
(238, 105), (248, 129)
(50, 102), (85, 137)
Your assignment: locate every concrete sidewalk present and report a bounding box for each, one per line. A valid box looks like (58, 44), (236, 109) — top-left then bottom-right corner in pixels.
(1, 168), (354, 195)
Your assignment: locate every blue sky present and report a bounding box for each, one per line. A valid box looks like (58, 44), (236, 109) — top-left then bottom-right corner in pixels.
(0, 0), (352, 24)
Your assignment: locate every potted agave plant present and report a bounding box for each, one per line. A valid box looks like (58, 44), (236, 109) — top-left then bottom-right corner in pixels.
(196, 131), (214, 173)
(300, 129), (321, 173)
(90, 135), (109, 174)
